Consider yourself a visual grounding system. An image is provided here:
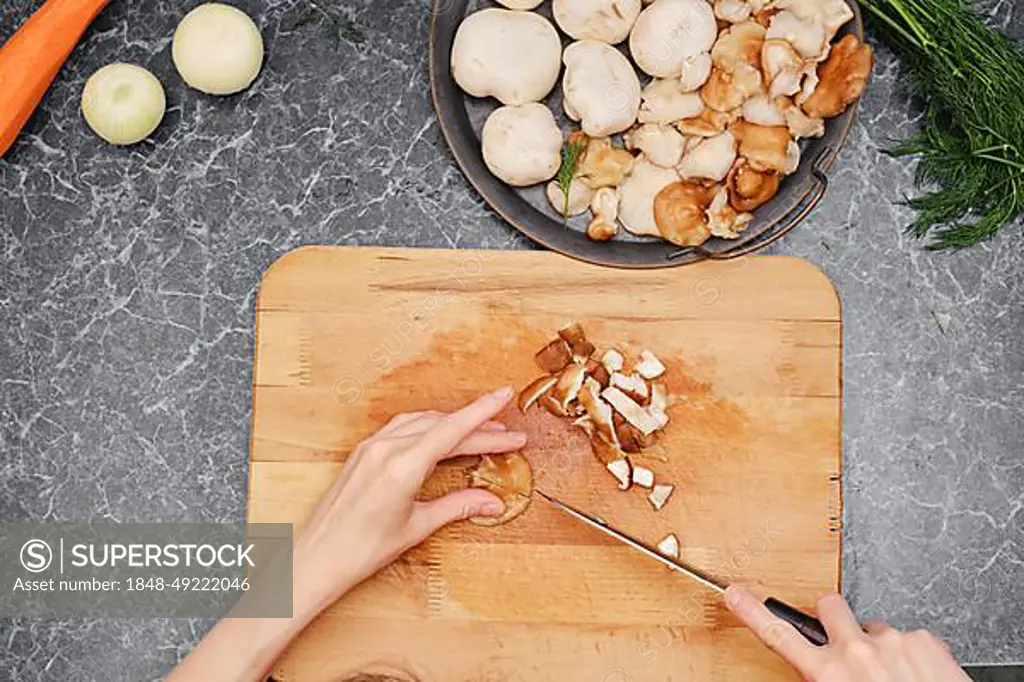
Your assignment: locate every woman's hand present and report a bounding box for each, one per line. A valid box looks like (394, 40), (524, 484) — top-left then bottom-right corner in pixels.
(725, 586), (971, 682)
(292, 386), (526, 616)
(168, 387), (526, 682)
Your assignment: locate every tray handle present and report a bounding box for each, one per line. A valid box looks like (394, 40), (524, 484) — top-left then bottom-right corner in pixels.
(668, 145), (835, 263)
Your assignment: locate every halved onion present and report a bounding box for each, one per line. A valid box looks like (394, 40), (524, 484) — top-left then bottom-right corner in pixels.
(81, 64), (166, 146)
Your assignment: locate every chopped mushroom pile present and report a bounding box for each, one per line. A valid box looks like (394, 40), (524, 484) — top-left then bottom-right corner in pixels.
(519, 324), (677, 516)
(451, 0), (873, 248)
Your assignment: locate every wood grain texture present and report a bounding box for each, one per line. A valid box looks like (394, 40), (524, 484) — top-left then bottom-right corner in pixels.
(247, 246), (843, 682)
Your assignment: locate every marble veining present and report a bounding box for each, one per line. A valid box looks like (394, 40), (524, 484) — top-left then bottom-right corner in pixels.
(0, 0), (1022, 678)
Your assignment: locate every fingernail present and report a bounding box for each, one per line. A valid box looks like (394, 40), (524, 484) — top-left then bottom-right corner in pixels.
(491, 386), (514, 400)
(480, 500), (504, 515)
(511, 431), (528, 444)
(725, 586), (743, 607)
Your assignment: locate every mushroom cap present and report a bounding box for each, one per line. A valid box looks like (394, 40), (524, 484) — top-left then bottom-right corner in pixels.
(654, 181), (716, 246)
(493, 0), (545, 8)
(562, 41), (642, 137)
(617, 156), (681, 237)
(742, 94), (787, 126)
(728, 161), (781, 211)
(715, 0), (752, 23)
(625, 123), (686, 168)
(765, 10), (827, 60)
(452, 9), (562, 106)
(677, 130), (737, 182)
(578, 137), (636, 189)
(769, 0), (854, 38)
(629, 0), (717, 78)
(679, 53), (713, 92)
(638, 78), (706, 125)
(802, 34), (873, 119)
(547, 178), (597, 217)
(481, 103), (563, 187)
(553, 0), (642, 44)
(732, 119), (791, 173)
(469, 453), (533, 526)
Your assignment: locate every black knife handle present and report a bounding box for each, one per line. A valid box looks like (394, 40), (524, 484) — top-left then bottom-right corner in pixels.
(764, 597), (829, 646)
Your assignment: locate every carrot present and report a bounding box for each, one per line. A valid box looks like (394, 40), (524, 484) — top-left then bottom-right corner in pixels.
(0, 0), (111, 158)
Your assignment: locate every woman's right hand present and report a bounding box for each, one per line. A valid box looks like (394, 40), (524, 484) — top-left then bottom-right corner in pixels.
(725, 586), (971, 682)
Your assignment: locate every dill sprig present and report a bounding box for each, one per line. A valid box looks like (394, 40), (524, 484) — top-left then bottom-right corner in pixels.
(859, 0), (1024, 248)
(555, 137), (586, 223)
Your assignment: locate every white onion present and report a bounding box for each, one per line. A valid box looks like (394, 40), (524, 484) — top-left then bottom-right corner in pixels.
(172, 3), (264, 96)
(81, 64), (166, 146)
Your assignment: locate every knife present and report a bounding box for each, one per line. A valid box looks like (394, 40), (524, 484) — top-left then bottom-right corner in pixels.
(535, 488), (830, 646)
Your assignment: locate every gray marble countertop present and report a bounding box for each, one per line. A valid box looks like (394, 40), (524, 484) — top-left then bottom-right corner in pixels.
(1, 0), (1022, 678)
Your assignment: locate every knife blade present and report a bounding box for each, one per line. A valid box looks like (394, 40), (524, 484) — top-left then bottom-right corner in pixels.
(534, 488), (830, 646)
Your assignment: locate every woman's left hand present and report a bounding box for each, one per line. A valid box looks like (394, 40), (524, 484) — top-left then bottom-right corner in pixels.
(292, 386), (526, 616)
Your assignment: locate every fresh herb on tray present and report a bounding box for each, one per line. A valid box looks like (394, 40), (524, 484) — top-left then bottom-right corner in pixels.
(859, 0), (1024, 248)
(555, 136), (586, 223)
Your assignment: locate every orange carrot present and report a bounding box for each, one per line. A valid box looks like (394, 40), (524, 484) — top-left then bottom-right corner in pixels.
(0, 0), (111, 158)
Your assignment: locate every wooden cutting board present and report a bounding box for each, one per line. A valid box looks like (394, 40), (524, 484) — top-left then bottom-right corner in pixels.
(248, 246), (842, 682)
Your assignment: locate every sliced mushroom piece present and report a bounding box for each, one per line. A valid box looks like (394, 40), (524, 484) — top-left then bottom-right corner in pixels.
(654, 181), (716, 247)
(629, 0), (718, 78)
(801, 34), (873, 119)
(679, 53), (713, 93)
(657, 533), (680, 558)
(468, 453), (533, 526)
(572, 414), (594, 436)
(602, 386), (664, 435)
(613, 413), (643, 453)
(638, 78), (706, 125)
(784, 139), (800, 175)
(579, 377), (619, 446)
(732, 119), (791, 174)
(610, 372), (650, 403)
(625, 123), (686, 169)
(648, 483), (675, 511)
(618, 156), (681, 237)
(552, 0), (642, 44)
(518, 375), (559, 413)
(635, 350), (666, 379)
(591, 363), (612, 388)
(562, 40), (642, 137)
(761, 39), (805, 99)
(558, 323), (596, 361)
(606, 456), (633, 490)
(778, 97), (824, 138)
(602, 348), (625, 373)
(700, 63), (763, 112)
(768, 0), (854, 41)
(710, 20), (766, 74)
(577, 137), (636, 189)
(708, 185), (753, 238)
(727, 161), (781, 212)
(765, 10), (826, 60)
(676, 109), (737, 138)
(714, 0), (752, 23)
(632, 465), (655, 488)
(587, 186), (621, 242)
(649, 382), (668, 414)
(535, 338), (573, 373)
(797, 66), (819, 105)
(742, 94), (786, 127)
(539, 392), (572, 417)
(547, 178), (597, 218)
(551, 361), (588, 409)
(677, 131), (737, 183)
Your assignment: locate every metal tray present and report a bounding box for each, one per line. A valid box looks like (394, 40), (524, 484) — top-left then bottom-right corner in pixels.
(429, 0), (863, 268)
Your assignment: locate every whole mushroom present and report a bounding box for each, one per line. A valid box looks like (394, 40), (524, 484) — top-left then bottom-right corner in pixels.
(451, 9), (562, 106)
(547, 178), (596, 217)
(654, 181), (717, 246)
(481, 103), (563, 186)
(493, 0), (545, 8)
(629, 0), (717, 78)
(562, 41), (642, 137)
(553, 0), (641, 44)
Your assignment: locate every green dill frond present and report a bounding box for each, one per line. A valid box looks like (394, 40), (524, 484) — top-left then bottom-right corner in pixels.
(858, 0), (1024, 247)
